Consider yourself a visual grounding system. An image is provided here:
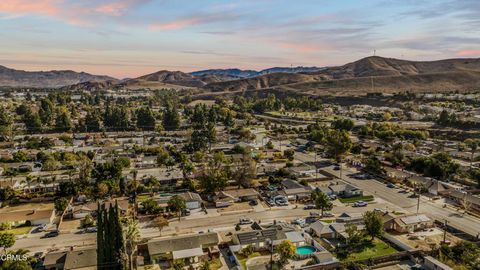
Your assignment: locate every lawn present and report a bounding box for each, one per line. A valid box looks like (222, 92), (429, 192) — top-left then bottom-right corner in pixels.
(209, 258), (223, 270)
(338, 195), (375, 203)
(237, 252), (261, 270)
(340, 239), (397, 262)
(4, 226), (33, 235)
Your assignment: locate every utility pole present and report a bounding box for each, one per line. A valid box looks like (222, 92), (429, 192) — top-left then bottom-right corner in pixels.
(416, 184), (421, 214)
(443, 220), (448, 243)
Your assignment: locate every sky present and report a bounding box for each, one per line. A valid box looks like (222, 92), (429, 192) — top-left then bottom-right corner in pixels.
(0, 0), (479, 78)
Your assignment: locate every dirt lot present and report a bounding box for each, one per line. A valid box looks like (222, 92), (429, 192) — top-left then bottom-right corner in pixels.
(394, 228), (462, 251)
(217, 202), (253, 214)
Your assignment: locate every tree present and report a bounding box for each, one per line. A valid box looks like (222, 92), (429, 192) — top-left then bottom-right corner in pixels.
(54, 107), (73, 132)
(364, 155), (385, 177)
(345, 222), (363, 247)
(172, 259), (185, 270)
(39, 98), (54, 125)
(233, 154), (257, 188)
(168, 195), (186, 221)
(276, 240), (296, 263)
(312, 191), (333, 217)
(23, 109), (42, 133)
(151, 216), (169, 235)
(0, 232), (15, 252)
(136, 107), (156, 130)
(162, 104), (180, 131)
(363, 211), (384, 240)
(464, 139), (479, 167)
(283, 149), (295, 161)
(331, 118), (354, 131)
(325, 129), (352, 161)
(0, 107), (13, 141)
(54, 197), (69, 213)
(198, 151), (229, 193)
(84, 110), (102, 132)
(142, 198), (162, 215)
(97, 202), (125, 270)
(124, 218), (140, 270)
(241, 245), (254, 256)
(0, 187), (15, 202)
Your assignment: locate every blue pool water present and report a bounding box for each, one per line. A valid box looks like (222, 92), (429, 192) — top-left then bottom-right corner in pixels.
(296, 246), (316, 255)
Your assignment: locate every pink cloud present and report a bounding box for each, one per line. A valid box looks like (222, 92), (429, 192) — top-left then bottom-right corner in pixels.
(150, 13), (235, 31)
(456, 50), (480, 57)
(0, 0), (148, 25)
(0, 0), (59, 16)
(95, 2), (128, 16)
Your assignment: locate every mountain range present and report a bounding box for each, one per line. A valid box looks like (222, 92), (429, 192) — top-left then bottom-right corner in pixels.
(2, 56), (480, 95)
(0, 65), (116, 88)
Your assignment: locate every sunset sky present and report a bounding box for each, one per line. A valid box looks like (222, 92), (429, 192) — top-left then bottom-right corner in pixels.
(1, 0), (479, 78)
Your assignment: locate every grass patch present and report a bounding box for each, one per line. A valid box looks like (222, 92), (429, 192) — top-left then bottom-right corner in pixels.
(320, 219), (335, 223)
(339, 239), (397, 262)
(4, 226), (32, 235)
(209, 258), (223, 270)
(237, 252), (261, 270)
(338, 195), (375, 203)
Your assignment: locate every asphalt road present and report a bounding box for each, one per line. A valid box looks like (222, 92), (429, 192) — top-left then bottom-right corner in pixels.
(12, 231), (96, 254)
(321, 161), (480, 237)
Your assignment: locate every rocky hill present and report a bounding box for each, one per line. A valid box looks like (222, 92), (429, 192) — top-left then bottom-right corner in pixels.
(0, 65), (116, 88)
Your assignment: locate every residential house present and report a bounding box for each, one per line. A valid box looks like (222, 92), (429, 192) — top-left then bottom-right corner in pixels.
(328, 184), (363, 198)
(70, 199), (129, 219)
(309, 221), (334, 238)
(155, 192), (203, 210)
(442, 190), (480, 213)
(335, 212), (364, 224)
(233, 226), (305, 250)
(0, 208), (55, 226)
(383, 213), (432, 233)
(44, 247), (97, 270)
(213, 188), (259, 208)
(147, 232), (220, 264)
(277, 179), (312, 201)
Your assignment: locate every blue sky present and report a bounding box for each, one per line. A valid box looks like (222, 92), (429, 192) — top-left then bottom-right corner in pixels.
(0, 0), (479, 78)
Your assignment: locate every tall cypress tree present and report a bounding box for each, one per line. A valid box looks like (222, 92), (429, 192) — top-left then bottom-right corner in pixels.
(97, 202), (104, 268)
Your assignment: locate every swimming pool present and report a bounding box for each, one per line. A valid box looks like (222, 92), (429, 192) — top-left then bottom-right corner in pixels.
(296, 246), (316, 255)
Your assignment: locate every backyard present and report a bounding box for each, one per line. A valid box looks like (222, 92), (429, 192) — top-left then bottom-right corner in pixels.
(337, 239), (397, 262)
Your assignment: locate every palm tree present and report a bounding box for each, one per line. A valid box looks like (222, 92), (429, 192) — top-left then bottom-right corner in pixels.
(124, 218), (140, 270)
(21, 175), (33, 194)
(465, 139), (479, 168)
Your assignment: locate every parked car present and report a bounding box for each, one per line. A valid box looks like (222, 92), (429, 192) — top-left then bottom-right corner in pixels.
(322, 212), (334, 217)
(239, 218), (253, 225)
(249, 199), (258, 206)
(266, 199), (276, 206)
(333, 165), (341, 171)
(386, 183), (396, 188)
(293, 218), (306, 227)
(353, 201), (368, 207)
(85, 227), (97, 233)
(276, 199), (288, 206)
(309, 212), (321, 217)
(303, 204), (315, 210)
(42, 230), (59, 238)
(328, 195), (337, 200)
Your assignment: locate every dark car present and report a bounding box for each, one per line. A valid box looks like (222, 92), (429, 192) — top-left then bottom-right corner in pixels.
(333, 166), (341, 171)
(42, 230), (59, 238)
(386, 183), (396, 188)
(249, 199), (258, 206)
(303, 204), (315, 210)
